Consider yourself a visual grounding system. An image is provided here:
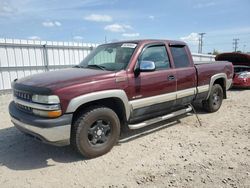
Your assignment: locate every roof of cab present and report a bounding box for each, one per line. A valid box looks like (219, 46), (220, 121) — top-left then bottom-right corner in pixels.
(101, 39), (187, 46)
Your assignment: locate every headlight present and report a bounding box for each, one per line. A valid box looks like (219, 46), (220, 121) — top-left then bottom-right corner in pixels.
(238, 72), (250, 79)
(32, 95), (61, 117)
(32, 95), (60, 104)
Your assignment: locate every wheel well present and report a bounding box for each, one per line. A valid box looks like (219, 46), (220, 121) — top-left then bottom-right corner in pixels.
(214, 78), (227, 99)
(72, 97), (127, 126)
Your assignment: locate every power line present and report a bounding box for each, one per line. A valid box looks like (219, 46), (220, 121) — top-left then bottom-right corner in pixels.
(233, 38), (239, 52)
(198, 33), (206, 53)
(206, 32), (250, 38)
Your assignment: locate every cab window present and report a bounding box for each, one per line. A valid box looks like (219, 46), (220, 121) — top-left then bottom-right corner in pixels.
(140, 45), (170, 70)
(170, 46), (190, 68)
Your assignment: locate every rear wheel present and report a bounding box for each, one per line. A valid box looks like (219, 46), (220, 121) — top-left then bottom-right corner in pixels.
(71, 107), (120, 158)
(203, 84), (223, 113)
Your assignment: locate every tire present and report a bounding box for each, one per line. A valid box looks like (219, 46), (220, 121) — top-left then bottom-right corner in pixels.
(71, 106), (120, 158)
(203, 84), (223, 113)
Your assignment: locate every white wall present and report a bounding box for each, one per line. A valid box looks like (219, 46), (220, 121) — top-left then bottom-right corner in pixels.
(192, 53), (215, 61)
(0, 38), (98, 90)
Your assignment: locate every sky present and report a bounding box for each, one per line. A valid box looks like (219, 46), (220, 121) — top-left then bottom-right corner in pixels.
(0, 0), (250, 53)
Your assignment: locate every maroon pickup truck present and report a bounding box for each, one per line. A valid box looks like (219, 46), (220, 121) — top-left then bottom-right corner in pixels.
(9, 39), (233, 158)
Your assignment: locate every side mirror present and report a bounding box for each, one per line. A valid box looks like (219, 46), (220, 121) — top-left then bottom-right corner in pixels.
(139, 61), (156, 72)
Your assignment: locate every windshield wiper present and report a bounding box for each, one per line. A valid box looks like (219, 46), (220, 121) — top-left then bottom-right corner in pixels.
(87, 64), (107, 70)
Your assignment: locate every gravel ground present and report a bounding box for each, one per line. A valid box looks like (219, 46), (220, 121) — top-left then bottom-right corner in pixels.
(0, 90), (249, 188)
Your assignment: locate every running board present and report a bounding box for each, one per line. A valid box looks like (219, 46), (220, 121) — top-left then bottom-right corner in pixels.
(128, 106), (193, 130)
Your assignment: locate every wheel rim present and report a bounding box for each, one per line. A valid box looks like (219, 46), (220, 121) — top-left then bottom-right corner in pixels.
(212, 89), (222, 108)
(87, 119), (111, 146)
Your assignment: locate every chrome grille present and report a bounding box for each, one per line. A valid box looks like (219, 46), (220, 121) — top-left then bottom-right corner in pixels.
(16, 102), (32, 113)
(13, 89), (33, 113)
(14, 90), (32, 102)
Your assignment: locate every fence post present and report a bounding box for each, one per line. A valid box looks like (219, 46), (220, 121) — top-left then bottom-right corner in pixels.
(43, 44), (49, 71)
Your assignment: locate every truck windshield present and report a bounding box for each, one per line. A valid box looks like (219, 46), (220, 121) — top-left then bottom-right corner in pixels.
(78, 42), (137, 71)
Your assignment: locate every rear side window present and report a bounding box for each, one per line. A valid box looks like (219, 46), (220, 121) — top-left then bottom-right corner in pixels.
(170, 46), (190, 68)
(140, 45), (170, 70)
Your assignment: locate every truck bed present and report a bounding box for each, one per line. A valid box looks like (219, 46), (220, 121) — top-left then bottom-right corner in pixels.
(195, 61), (233, 88)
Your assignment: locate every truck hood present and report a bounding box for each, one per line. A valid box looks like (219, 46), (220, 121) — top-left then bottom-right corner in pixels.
(215, 52), (250, 66)
(15, 68), (115, 91)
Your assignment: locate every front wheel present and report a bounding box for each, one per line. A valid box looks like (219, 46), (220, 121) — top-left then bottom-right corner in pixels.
(203, 84), (223, 113)
(71, 107), (120, 158)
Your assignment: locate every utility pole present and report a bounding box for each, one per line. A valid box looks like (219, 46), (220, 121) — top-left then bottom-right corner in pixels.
(105, 36), (107, 43)
(198, 33), (206, 54)
(233, 38), (239, 52)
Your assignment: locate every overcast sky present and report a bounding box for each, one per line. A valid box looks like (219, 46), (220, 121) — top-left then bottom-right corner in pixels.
(0, 0), (250, 53)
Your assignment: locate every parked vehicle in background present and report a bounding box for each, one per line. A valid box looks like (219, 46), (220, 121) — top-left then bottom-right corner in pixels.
(216, 53), (250, 88)
(9, 39), (233, 158)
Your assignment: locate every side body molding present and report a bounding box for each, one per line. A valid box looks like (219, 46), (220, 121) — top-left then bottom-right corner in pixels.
(66, 90), (131, 120)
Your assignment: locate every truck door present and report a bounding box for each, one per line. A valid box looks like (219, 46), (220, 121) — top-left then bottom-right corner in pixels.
(128, 44), (177, 122)
(169, 45), (197, 108)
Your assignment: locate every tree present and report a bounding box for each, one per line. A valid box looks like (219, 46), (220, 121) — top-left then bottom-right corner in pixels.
(212, 49), (219, 55)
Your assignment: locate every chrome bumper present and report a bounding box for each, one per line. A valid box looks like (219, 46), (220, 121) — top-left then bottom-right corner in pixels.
(11, 116), (71, 146)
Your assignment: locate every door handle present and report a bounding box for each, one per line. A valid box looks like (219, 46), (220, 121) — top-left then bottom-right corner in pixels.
(168, 75), (175, 80)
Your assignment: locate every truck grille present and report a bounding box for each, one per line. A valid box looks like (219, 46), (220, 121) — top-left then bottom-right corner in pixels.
(14, 89), (32, 102)
(16, 103), (33, 114)
(13, 89), (33, 113)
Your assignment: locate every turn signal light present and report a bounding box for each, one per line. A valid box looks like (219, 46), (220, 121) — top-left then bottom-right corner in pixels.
(33, 109), (62, 118)
(48, 110), (62, 118)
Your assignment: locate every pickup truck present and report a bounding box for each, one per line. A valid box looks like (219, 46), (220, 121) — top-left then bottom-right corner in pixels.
(9, 39), (233, 158)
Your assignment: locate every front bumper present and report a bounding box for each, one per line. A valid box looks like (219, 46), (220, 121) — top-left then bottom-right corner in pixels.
(9, 101), (72, 146)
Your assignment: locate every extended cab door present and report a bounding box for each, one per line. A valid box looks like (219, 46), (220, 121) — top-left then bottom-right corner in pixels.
(169, 45), (197, 108)
(128, 43), (177, 122)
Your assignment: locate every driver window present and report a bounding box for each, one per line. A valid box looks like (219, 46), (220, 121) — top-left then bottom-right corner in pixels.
(141, 45), (170, 70)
